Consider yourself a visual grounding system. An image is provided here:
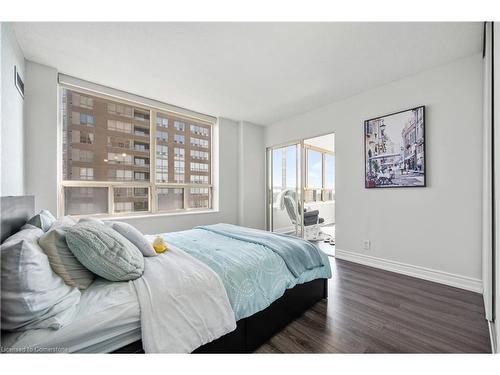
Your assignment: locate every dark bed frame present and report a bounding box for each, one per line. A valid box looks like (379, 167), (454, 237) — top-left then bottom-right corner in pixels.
(114, 277), (327, 353)
(0, 195), (328, 354)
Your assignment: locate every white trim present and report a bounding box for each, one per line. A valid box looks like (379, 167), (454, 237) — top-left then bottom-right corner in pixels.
(335, 249), (483, 293)
(94, 208), (220, 221)
(488, 321), (497, 353)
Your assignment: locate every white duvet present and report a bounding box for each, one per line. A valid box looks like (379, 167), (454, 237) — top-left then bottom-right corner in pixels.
(132, 245), (236, 353)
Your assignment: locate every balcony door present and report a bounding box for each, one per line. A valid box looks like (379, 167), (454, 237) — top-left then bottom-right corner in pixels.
(266, 142), (304, 237)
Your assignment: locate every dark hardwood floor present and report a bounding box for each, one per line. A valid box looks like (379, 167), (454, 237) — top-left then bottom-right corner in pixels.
(255, 258), (491, 353)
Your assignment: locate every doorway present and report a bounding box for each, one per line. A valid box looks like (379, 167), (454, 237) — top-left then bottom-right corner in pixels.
(266, 133), (335, 256)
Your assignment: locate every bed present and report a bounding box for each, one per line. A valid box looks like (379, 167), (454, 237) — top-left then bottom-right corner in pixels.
(0, 196), (330, 353)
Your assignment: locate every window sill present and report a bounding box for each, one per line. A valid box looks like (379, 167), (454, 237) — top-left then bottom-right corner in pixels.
(72, 208), (220, 221)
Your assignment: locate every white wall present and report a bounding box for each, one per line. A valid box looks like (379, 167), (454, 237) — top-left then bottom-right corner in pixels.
(482, 22), (494, 323)
(238, 121), (265, 229)
(24, 61), (58, 213)
(1, 23), (25, 196)
(304, 133), (335, 152)
(23, 60), (265, 234)
(266, 54), (484, 286)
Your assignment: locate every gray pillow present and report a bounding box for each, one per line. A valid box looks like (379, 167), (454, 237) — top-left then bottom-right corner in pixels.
(1, 226), (81, 331)
(39, 216), (95, 290)
(109, 221), (157, 257)
(66, 222), (144, 282)
(26, 209), (57, 232)
(78, 217), (105, 225)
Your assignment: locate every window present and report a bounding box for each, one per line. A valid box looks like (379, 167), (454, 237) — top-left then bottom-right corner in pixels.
(188, 187), (210, 209)
(190, 175), (208, 184)
(156, 131), (168, 142)
(191, 150), (209, 160)
(134, 142), (149, 152)
(71, 167), (94, 180)
(71, 149), (94, 162)
(134, 109), (150, 122)
(157, 115), (168, 128)
(174, 161), (185, 183)
(307, 150), (322, 188)
(174, 147), (185, 160)
(72, 130), (94, 145)
(135, 157), (148, 166)
(157, 188), (183, 211)
(61, 86), (214, 217)
(109, 169), (133, 181)
(64, 187), (108, 215)
(190, 137), (209, 148)
(107, 153), (132, 165)
(134, 172), (147, 181)
(174, 121), (185, 131)
(114, 187), (149, 214)
(71, 92), (94, 109)
(156, 158), (168, 183)
(324, 154), (335, 201)
(108, 102), (133, 117)
(72, 112), (94, 126)
(174, 134), (185, 144)
(190, 162), (209, 172)
(108, 119), (132, 133)
(134, 126), (149, 137)
(305, 147), (335, 202)
(190, 124), (209, 137)
(157, 145), (168, 156)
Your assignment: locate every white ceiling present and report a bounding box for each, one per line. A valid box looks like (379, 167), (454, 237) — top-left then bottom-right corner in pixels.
(13, 22), (482, 125)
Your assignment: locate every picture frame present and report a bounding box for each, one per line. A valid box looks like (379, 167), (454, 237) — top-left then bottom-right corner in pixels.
(364, 106), (425, 188)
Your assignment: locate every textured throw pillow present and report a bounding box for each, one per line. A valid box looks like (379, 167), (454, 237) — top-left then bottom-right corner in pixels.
(39, 216), (95, 290)
(78, 217), (105, 225)
(26, 209), (57, 232)
(66, 222), (144, 281)
(109, 221), (157, 257)
(1, 227), (81, 331)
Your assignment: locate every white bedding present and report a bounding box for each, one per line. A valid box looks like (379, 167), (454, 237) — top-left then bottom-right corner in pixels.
(2, 247), (236, 354)
(132, 245), (236, 353)
(1, 279), (141, 353)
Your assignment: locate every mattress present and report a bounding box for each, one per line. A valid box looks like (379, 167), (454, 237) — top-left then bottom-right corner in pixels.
(1, 278), (141, 353)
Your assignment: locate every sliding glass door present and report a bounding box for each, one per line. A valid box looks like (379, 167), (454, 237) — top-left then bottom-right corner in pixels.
(266, 142), (303, 237)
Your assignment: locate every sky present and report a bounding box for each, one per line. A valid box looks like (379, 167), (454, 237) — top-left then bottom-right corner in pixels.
(272, 146), (335, 190)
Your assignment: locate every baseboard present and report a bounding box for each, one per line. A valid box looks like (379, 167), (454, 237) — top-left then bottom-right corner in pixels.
(335, 249), (483, 293)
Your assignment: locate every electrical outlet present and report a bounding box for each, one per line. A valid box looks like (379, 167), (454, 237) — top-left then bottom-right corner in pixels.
(363, 240), (371, 251)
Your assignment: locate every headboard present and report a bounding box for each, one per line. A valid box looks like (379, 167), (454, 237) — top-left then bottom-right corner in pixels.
(1, 196), (35, 243)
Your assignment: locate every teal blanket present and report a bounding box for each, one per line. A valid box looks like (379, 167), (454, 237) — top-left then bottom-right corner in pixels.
(197, 223), (325, 277)
(160, 226), (331, 321)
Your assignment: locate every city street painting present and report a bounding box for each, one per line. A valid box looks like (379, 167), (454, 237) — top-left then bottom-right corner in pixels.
(364, 106), (425, 188)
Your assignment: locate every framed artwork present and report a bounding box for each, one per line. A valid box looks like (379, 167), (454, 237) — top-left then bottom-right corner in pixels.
(364, 106), (425, 188)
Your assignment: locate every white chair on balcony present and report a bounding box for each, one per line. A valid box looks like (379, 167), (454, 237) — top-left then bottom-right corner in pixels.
(281, 190), (324, 241)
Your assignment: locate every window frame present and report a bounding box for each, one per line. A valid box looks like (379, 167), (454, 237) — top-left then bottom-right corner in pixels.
(58, 83), (216, 219)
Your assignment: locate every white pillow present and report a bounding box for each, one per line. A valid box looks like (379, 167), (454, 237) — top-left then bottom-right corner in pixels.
(25, 209), (57, 232)
(1, 226), (81, 331)
(109, 221), (157, 257)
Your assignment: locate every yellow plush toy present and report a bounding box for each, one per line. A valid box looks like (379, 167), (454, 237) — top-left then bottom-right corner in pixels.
(152, 236), (168, 253)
